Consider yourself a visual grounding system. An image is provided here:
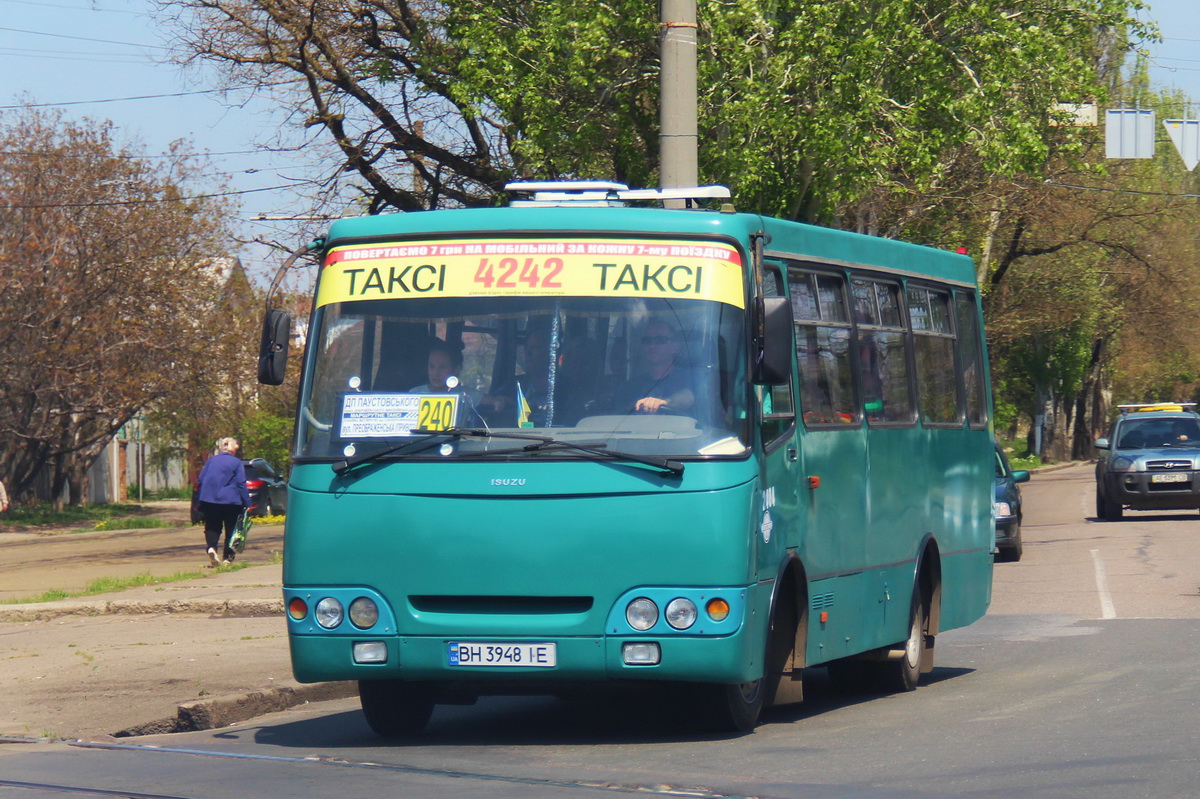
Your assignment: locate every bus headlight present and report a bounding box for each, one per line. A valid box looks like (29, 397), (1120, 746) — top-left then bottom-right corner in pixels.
(315, 597), (344, 629)
(349, 597), (379, 629)
(664, 598), (697, 630)
(625, 597), (659, 631)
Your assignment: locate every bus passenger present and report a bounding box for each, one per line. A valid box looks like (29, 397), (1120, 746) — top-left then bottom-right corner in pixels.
(612, 319), (698, 416)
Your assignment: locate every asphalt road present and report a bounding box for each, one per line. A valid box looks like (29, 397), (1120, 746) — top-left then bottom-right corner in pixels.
(3, 464), (1199, 798)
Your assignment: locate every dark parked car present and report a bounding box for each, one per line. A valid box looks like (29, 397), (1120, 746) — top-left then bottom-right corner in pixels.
(1094, 402), (1200, 521)
(994, 443), (1030, 562)
(190, 457), (288, 524)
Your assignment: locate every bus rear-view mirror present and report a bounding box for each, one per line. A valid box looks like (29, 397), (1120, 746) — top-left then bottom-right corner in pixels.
(258, 309), (291, 386)
(754, 296), (792, 385)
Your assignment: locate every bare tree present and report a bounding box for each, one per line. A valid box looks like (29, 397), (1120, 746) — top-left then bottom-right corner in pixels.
(0, 108), (234, 506)
(156, 0), (522, 212)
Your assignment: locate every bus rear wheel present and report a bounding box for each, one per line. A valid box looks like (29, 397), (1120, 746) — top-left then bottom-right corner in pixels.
(828, 589), (929, 694)
(695, 678), (765, 732)
(358, 679), (435, 737)
(877, 590), (927, 693)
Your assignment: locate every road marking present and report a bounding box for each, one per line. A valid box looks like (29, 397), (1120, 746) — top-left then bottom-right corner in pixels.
(1090, 548), (1117, 619)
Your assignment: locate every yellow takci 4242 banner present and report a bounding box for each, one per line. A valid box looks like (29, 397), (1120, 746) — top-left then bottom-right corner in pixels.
(315, 238), (746, 309)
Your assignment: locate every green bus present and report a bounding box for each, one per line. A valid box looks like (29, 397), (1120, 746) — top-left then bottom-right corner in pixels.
(262, 182), (994, 736)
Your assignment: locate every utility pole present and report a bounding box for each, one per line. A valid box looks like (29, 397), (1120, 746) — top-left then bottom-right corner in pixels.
(659, 0), (698, 190)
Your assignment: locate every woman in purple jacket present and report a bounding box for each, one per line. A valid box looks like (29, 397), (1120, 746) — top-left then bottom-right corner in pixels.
(196, 437), (251, 567)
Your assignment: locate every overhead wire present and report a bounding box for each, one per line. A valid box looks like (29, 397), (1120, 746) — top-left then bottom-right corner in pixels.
(0, 0), (142, 12)
(2, 182), (308, 210)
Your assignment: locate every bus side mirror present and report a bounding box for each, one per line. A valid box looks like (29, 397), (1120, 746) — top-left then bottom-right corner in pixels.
(754, 296), (792, 385)
(257, 309), (291, 386)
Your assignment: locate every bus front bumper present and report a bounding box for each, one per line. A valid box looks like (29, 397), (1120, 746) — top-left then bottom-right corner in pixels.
(287, 626), (762, 686)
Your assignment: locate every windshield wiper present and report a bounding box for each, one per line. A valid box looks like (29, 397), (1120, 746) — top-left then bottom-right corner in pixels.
(332, 429), (466, 475)
(482, 437), (684, 477)
(332, 428), (587, 475)
(333, 427), (684, 477)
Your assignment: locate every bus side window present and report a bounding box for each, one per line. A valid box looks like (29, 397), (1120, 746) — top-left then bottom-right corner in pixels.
(955, 291), (989, 428)
(852, 278), (913, 424)
(791, 269), (857, 426)
(907, 286), (959, 425)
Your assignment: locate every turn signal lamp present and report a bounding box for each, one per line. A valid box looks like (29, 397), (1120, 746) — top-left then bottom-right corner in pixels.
(706, 598), (730, 622)
(288, 597), (308, 621)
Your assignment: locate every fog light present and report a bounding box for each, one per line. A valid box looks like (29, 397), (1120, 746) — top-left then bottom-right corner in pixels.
(315, 597), (344, 629)
(625, 597), (659, 631)
(353, 641), (388, 664)
(665, 598), (697, 630)
(349, 597), (379, 629)
(705, 597), (730, 622)
(622, 642), (661, 665)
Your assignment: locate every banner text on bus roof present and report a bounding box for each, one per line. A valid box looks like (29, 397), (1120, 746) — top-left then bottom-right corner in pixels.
(316, 238), (745, 310)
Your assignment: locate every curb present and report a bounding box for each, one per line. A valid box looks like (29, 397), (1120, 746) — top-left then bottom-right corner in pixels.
(1030, 460), (1089, 474)
(112, 681), (359, 738)
(0, 598), (284, 623)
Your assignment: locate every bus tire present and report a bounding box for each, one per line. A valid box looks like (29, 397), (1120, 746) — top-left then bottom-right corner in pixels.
(878, 590), (927, 693)
(696, 678), (765, 732)
(358, 679), (434, 737)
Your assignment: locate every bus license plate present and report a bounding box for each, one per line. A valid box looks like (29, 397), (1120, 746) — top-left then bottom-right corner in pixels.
(448, 642), (556, 668)
(1151, 473), (1189, 483)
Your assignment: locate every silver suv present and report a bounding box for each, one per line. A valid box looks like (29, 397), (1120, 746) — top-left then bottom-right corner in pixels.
(1095, 403), (1200, 520)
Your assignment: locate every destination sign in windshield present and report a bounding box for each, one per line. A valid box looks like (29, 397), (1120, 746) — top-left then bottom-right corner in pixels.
(315, 238), (746, 309)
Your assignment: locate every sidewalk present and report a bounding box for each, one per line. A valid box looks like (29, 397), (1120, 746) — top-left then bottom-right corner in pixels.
(0, 508), (355, 742)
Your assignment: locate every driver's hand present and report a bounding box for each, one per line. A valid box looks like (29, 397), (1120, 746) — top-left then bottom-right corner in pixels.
(635, 397), (669, 413)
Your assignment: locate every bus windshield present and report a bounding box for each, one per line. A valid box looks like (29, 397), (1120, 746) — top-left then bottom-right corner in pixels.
(296, 242), (750, 462)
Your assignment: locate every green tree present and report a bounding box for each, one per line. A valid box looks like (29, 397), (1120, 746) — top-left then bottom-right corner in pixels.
(160, 0), (1152, 228)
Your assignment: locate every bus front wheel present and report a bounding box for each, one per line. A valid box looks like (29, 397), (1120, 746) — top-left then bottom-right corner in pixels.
(358, 679), (434, 737)
(695, 678), (765, 732)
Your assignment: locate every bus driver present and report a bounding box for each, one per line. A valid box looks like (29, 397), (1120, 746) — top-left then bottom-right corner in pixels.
(612, 319), (697, 415)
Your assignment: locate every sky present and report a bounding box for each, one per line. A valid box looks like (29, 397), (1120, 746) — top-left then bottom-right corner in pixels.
(1, 0), (1198, 281)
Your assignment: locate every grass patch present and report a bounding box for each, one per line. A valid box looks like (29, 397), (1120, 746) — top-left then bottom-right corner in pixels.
(1009, 452), (1043, 471)
(3, 564), (249, 605)
(997, 440), (1043, 472)
(91, 517), (179, 531)
(1, 502), (147, 528)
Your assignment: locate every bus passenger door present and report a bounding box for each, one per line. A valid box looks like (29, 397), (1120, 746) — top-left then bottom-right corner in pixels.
(756, 265), (802, 703)
(787, 267), (870, 662)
